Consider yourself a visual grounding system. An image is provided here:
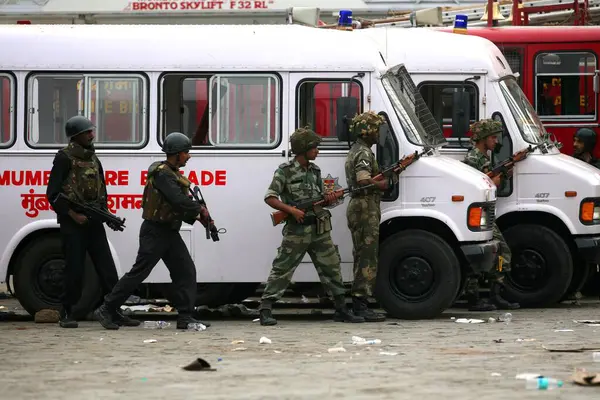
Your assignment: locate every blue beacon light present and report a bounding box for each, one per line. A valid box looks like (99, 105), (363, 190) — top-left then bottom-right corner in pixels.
(338, 9), (353, 30)
(454, 14), (468, 34)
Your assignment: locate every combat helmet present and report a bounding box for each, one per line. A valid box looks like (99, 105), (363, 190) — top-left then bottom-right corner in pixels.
(349, 111), (385, 140)
(574, 128), (597, 153)
(65, 116), (95, 138)
(162, 132), (192, 154)
(470, 119), (503, 142)
(290, 127), (321, 154)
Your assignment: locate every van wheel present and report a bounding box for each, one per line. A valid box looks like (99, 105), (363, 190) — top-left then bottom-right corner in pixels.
(376, 230), (460, 320)
(12, 234), (102, 318)
(501, 224), (572, 307)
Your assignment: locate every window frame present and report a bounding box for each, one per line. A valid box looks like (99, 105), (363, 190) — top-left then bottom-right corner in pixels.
(157, 71), (283, 151)
(376, 111), (400, 202)
(533, 50), (598, 122)
(24, 71), (150, 150)
(295, 77), (364, 150)
(416, 80), (480, 148)
(0, 72), (16, 149)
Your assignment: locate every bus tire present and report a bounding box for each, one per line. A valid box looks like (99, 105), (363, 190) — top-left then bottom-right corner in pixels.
(376, 229), (460, 320)
(501, 224), (572, 307)
(12, 234), (102, 318)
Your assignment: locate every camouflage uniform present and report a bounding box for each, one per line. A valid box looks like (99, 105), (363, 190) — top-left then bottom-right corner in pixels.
(462, 119), (519, 311)
(345, 111), (387, 322)
(259, 128), (363, 326)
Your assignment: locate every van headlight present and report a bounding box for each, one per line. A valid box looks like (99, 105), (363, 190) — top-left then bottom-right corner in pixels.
(580, 198), (600, 225)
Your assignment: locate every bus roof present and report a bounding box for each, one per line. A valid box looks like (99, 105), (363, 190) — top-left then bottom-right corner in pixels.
(0, 24), (384, 72)
(359, 27), (512, 78)
(436, 26), (600, 44)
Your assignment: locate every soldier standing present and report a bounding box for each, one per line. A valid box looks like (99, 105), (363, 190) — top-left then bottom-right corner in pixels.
(258, 128), (364, 326)
(462, 119), (520, 311)
(94, 132), (212, 330)
(573, 128), (600, 168)
(46, 115), (140, 329)
(344, 111), (390, 322)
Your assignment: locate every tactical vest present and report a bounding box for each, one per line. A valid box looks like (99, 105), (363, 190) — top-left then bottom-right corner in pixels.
(61, 143), (103, 204)
(142, 161), (192, 223)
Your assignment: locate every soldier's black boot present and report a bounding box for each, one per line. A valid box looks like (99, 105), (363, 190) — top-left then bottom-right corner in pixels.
(332, 296), (364, 323)
(465, 290), (497, 312)
(352, 296), (386, 322)
(490, 282), (520, 310)
(58, 307), (78, 328)
(177, 315), (211, 330)
(259, 308), (277, 326)
(94, 304), (120, 330)
(113, 309), (141, 327)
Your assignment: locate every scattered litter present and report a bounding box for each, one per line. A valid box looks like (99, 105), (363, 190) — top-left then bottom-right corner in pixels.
(455, 318), (486, 324)
(259, 336), (272, 344)
(574, 320), (600, 327)
(498, 313), (513, 323)
(379, 351), (398, 356)
(142, 321), (170, 329)
(572, 368), (600, 386)
(491, 372), (502, 377)
(121, 305), (174, 313)
(34, 309), (60, 323)
(493, 339), (503, 343)
(526, 377), (563, 390)
(328, 342), (346, 353)
(516, 338), (536, 342)
(301, 295), (309, 303)
(187, 323), (206, 331)
(252, 318), (260, 323)
(554, 329), (574, 332)
(74, 361), (81, 364)
(542, 344), (600, 353)
(0, 306), (5, 310)
(182, 357), (216, 372)
(273, 350), (282, 354)
(593, 352), (600, 362)
(231, 347), (247, 352)
(488, 317), (496, 323)
(231, 340), (245, 344)
(217, 358), (222, 362)
(143, 339), (157, 343)
(352, 336), (381, 345)
(516, 373), (542, 380)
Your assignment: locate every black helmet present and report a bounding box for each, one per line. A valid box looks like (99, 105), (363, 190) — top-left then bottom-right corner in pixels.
(574, 128), (597, 153)
(162, 132), (192, 154)
(65, 116), (95, 138)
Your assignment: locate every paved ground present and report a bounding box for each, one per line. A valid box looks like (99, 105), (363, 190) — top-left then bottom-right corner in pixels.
(1, 289), (600, 399)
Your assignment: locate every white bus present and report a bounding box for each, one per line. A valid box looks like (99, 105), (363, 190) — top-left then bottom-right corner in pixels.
(0, 24), (498, 320)
(354, 26), (600, 307)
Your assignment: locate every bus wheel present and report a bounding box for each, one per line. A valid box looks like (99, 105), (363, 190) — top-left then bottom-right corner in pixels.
(376, 229), (460, 320)
(501, 224), (572, 307)
(12, 234), (102, 318)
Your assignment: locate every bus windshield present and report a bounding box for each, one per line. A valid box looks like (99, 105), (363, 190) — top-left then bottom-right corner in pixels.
(499, 76), (548, 144)
(382, 64), (446, 148)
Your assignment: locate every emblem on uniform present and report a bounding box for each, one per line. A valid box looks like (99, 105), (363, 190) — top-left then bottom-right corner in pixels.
(323, 174), (342, 193)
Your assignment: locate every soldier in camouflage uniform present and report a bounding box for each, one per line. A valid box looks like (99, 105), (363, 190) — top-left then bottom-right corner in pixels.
(47, 116), (140, 329)
(95, 132), (213, 330)
(462, 119), (520, 311)
(345, 111), (391, 322)
(573, 128), (600, 169)
(258, 127), (364, 326)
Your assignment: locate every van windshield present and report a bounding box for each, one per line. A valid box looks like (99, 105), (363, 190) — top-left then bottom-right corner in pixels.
(499, 77), (547, 144)
(382, 64), (447, 148)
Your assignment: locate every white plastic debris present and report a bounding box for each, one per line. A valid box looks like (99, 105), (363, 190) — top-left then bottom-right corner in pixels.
(328, 342), (346, 353)
(455, 318), (486, 324)
(516, 373), (542, 380)
(491, 373), (502, 377)
(259, 336), (272, 344)
(553, 329), (574, 332)
(143, 339), (157, 343)
(252, 318), (260, 322)
(231, 340), (245, 344)
(379, 351), (398, 356)
(352, 336), (382, 345)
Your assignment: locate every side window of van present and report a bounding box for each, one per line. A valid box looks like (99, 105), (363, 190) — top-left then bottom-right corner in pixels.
(0, 74), (14, 147)
(296, 79), (362, 147)
(160, 73), (281, 149)
(418, 81), (479, 146)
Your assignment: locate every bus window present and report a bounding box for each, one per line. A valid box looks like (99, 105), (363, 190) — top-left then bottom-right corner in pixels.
(418, 81), (479, 141)
(27, 73), (147, 147)
(160, 73), (280, 148)
(297, 80), (362, 146)
(0, 74), (13, 147)
(535, 52), (596, 120)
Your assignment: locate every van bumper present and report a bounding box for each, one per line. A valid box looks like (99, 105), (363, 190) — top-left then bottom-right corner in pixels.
(460, 240), (499, 273)
(574, 235), (600, 264)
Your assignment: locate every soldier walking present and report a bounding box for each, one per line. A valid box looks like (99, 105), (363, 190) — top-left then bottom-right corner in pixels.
(462, 119), (520, 311)
(258, 128), (364, 326)
(46, 115), (140, 329)
(94, 132), (213, 330)
(344, 111), (391, 322)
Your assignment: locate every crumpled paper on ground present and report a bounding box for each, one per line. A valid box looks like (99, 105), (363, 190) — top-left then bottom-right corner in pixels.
(572, 368), (600, 386)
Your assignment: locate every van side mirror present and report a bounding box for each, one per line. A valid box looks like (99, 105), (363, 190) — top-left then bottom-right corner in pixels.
(452, 91), (471, 138)
(336, 97), (359, 142)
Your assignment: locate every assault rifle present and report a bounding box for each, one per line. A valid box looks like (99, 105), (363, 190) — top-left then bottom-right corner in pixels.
(486, 144), (543, 179)
(189, 185), (226, 242)
(372, 147), (433, 182)
(270, 183), (377, 227)
(56, 193), (126, 232)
